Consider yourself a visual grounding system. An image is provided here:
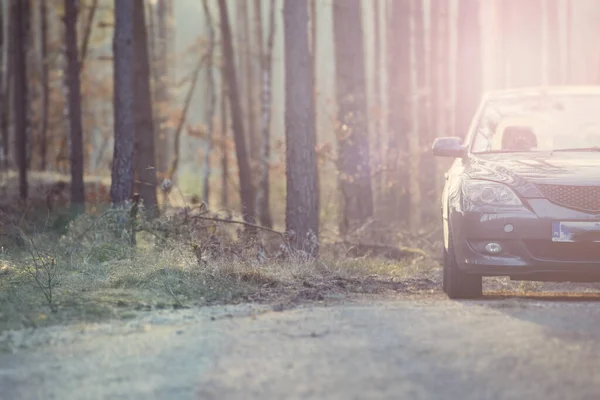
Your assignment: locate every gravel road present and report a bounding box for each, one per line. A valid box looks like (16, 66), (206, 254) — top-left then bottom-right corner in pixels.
(2, 293), (600, 400)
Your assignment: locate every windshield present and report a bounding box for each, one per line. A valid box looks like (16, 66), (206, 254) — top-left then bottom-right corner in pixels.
(470, 94), (600, 153)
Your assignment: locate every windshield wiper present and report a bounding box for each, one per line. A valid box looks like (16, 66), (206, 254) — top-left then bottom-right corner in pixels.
(552, 147), (600, 152)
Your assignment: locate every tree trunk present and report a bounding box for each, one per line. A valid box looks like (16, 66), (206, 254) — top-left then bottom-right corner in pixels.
(408, 0), (422, 231)
(217, 0), (255, 224)
(23, 0), (31, 171)
(220, 79), (229, 209)
(372, 0), (383, 216)
(255, 0), (275, 229)
(79, 0), (98, 74)
(309, 0), (317, 136)
(283, 0), (319, 256)
(146, 0), (157, 84)
(235, 0), (247, 134)
(64, 0), (86, 212)
(0, 3), (3, 164)
(0, 0), (9, 169)
(433, 0), (451, 200)
(201, 0), (216, 205)
(155, 0), (172, 179)
(39, 0), (49, 171)
(439, 0), (451, 134)
(332, 0), (373, 235)
(429, 0), (440, 198)
(133, 0), (158, 216)
(110, 0), (135, 204)
(13, 0), (28, 200)
(386, 0), (410, 223)
(455, 0), (482, 138)
(242, 0), (258, 170)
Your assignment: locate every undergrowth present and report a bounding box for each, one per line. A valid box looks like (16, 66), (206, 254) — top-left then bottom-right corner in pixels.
(0, 175), (439, 335)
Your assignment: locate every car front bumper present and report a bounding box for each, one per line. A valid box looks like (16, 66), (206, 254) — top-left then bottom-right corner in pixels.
(450, 202), (600, 279)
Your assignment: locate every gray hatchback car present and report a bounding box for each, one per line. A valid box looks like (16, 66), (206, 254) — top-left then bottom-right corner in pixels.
(433, 86), (600, 298)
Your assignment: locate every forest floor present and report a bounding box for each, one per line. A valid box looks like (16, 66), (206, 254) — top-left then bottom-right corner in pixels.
(3, 172), (600, 398)
(0, 171), (444, 337)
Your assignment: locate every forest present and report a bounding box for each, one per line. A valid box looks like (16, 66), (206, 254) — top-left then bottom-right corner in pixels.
(0, 0), (596, 319)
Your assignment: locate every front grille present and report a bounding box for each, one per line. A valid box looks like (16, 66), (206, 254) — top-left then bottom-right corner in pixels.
(536, 184), (600, 213)
(525, 240), (600, 262)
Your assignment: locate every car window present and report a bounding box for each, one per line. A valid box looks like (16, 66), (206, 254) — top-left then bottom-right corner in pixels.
(471, 94), (600, 153)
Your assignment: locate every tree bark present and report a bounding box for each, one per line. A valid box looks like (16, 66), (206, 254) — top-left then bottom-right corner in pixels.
(429, 0), (439, 134)
(13, 0), (28, 199)
(201, 0), (216, 205)
(217, 0), (255, 224)
(0, 4), (3, 163)
(110, 0), (135, 204)
(372, 0), (382, 215)
(39, 0), (49, 171)
(64, 0), (86, 211)
(386, 0), (410, 223)
(79, 0), (98, 74)
(439, 0), (451, 133)
(309, 0), (317, 138)
(133, 0), (158, 216)
(408, 0), (422, 231)
(241, 0), (258, 169)
(23, 0), (31, 171)
(455, 0), (482, 138)
(0, 0), (10, 169)
(283, 0), (319, 255)
(220, 78), (229, 209)
(255, 0), (275, 229)
(429, 0), (440, 198)
(415, 0), (429, 188)
(432, 0), (451, 200)
(332, 0), (373, 234)
(155, 0), (172, 179)
(52, 0), (97, 177)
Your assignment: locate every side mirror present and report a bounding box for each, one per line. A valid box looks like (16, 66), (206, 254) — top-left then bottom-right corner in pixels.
(432, 137), (466, 158)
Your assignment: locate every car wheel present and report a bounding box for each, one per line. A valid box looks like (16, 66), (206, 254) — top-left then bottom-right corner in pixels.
(444, 230), (483, 299)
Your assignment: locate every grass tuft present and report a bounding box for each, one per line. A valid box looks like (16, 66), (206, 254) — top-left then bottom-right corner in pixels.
(0, 174), (439, 336)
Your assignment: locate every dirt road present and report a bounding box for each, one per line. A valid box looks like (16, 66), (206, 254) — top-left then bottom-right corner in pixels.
(2, 293), (600, 400)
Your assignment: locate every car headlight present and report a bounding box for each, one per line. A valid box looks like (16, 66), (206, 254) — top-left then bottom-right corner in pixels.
(462, 180), (522, 208)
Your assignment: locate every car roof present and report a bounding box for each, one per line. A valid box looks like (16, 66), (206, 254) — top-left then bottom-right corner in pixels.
(482, 86), (600, 101)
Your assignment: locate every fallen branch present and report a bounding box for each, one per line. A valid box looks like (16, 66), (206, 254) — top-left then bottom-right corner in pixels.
(79, 0), (99, 73)
(191, 215), (284, 238)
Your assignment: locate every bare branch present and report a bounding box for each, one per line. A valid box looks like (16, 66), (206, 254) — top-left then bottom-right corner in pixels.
(166, 53), (208, 180)
(191, 215), (284, 238)
(79, 0), (99, 73)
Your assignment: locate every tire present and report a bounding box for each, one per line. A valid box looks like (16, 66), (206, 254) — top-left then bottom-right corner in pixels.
(443, 229), (483, 299)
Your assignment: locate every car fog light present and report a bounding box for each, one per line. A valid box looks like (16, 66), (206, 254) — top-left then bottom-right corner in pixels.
(484, 242), (503, 254)
(504, 224), (514, 233)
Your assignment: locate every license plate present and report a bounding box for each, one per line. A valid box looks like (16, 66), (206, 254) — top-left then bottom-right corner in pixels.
(552, 221), (600, 242)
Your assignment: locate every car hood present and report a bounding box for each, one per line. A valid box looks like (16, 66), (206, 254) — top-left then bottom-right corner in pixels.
(467, 152), (600, 190)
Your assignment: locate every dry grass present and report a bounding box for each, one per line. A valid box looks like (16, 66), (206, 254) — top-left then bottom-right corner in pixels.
(0, 186), (439, 335)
